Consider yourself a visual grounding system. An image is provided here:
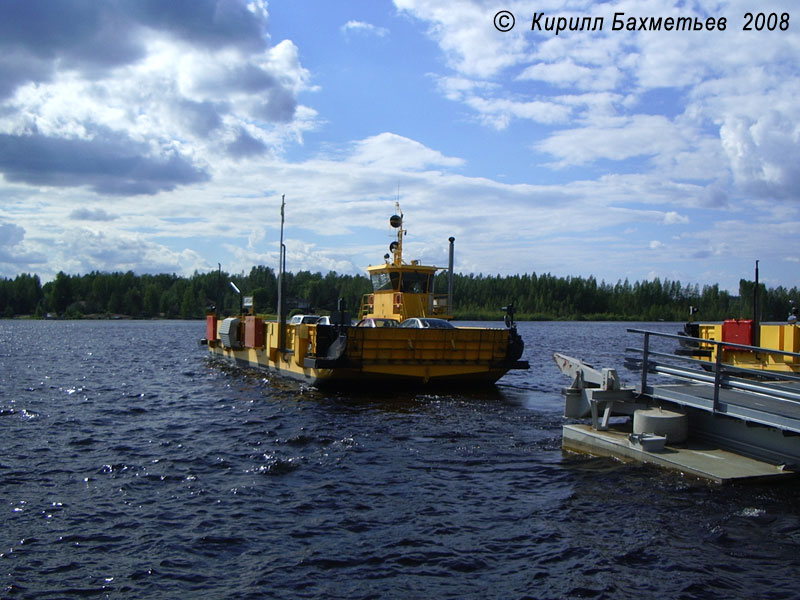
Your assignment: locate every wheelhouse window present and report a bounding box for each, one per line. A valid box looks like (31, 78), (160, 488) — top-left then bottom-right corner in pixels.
(371, 270), (432, 293)
(371, 271), (400, 291)
(400, 271), (432, 294)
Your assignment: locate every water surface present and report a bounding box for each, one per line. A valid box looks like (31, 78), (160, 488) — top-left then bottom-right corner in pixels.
(1, 320), (798, 599)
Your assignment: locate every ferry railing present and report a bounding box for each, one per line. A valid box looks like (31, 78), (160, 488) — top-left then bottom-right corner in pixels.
(431, 293), (450, 316)
(359, 294), (373, 318)
(625, 329), (800, 429)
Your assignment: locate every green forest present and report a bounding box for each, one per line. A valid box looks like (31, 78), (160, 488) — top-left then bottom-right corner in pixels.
(0, 266), (797, 322)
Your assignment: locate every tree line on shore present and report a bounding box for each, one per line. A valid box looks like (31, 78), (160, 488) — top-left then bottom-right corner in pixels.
(0, 266), (797, 322)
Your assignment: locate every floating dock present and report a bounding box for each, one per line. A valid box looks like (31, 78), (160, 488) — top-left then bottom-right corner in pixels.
(554, 329), (800, 483)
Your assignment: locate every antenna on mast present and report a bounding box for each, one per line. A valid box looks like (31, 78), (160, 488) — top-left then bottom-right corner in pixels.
(389, 202), (404, 266)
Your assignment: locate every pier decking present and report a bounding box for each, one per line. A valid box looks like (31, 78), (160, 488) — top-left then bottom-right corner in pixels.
(563, 424), (794, 483)
(645, 381), (800, 434)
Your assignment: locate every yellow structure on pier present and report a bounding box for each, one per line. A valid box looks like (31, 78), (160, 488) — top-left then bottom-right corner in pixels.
(681, 320), (800, 373)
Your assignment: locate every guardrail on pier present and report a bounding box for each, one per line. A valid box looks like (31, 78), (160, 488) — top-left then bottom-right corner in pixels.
(625, 329), (800, 434)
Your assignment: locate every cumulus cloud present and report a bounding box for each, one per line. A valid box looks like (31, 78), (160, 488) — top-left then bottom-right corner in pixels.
(0, 222), (24, 247)
(663, 211), (688, 225)
(720, 112), (800, 200)
(0, 0), (322, 279)
(0, 0), (311, 199)
(536, 115), (686, 167)
(518, 59), (622, 92)
(349, 133), (464, 170)
(0, 0), (797, 294)
(454, 90), (573, 129)
(54, 228), (210, 276)
(227, 128), (269, 158)
(69, 208), (116, 222)
(398, 0), (800, 208)
(394, 0), (526, 77)
(341, 20), (389, 37)
(0, 2), (145, 95)
(0, 221), (46, 268)
(0, 0), (270, 100)
(0, 131), (208, 195)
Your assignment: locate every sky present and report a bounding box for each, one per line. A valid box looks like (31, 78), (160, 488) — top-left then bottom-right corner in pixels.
(0, 0), (798, 294)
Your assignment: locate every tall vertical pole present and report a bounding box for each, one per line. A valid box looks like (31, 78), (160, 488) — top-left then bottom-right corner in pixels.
(447, 237), (455, 316)
(216, 263), (221, 319)
(640, 332), (650, 394)
(753, 259), (760, 347)
(277, 195), (286, 352)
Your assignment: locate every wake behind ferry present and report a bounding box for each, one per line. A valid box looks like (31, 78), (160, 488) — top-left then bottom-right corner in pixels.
(204, 202), (529, 387)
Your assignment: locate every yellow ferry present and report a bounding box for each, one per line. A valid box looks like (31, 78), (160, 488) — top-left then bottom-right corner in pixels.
(677, 317), (799, 374)
(677, 263), (799, 374)
(204, 203), (528, 387)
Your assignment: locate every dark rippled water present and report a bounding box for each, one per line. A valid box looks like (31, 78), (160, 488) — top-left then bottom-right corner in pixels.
(2, 320), (799, 599)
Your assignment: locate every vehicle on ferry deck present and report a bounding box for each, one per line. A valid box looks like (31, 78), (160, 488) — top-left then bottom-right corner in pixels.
(399, 318), (455, 329)
(356, 318), (398, 328)
(289, 314), (321, 325)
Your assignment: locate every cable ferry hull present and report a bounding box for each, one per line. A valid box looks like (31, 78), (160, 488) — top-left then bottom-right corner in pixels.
(206, 317), (526, 387)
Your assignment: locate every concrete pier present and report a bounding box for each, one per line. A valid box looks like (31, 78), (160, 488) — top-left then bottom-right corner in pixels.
(554, 336), (800, 483)
(563, 423), (795, 483)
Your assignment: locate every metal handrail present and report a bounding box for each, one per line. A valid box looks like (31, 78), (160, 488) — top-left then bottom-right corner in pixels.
(626, 345), (800, 385)
(628, 327), (800, 359)
(626, 328), (800, 416)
